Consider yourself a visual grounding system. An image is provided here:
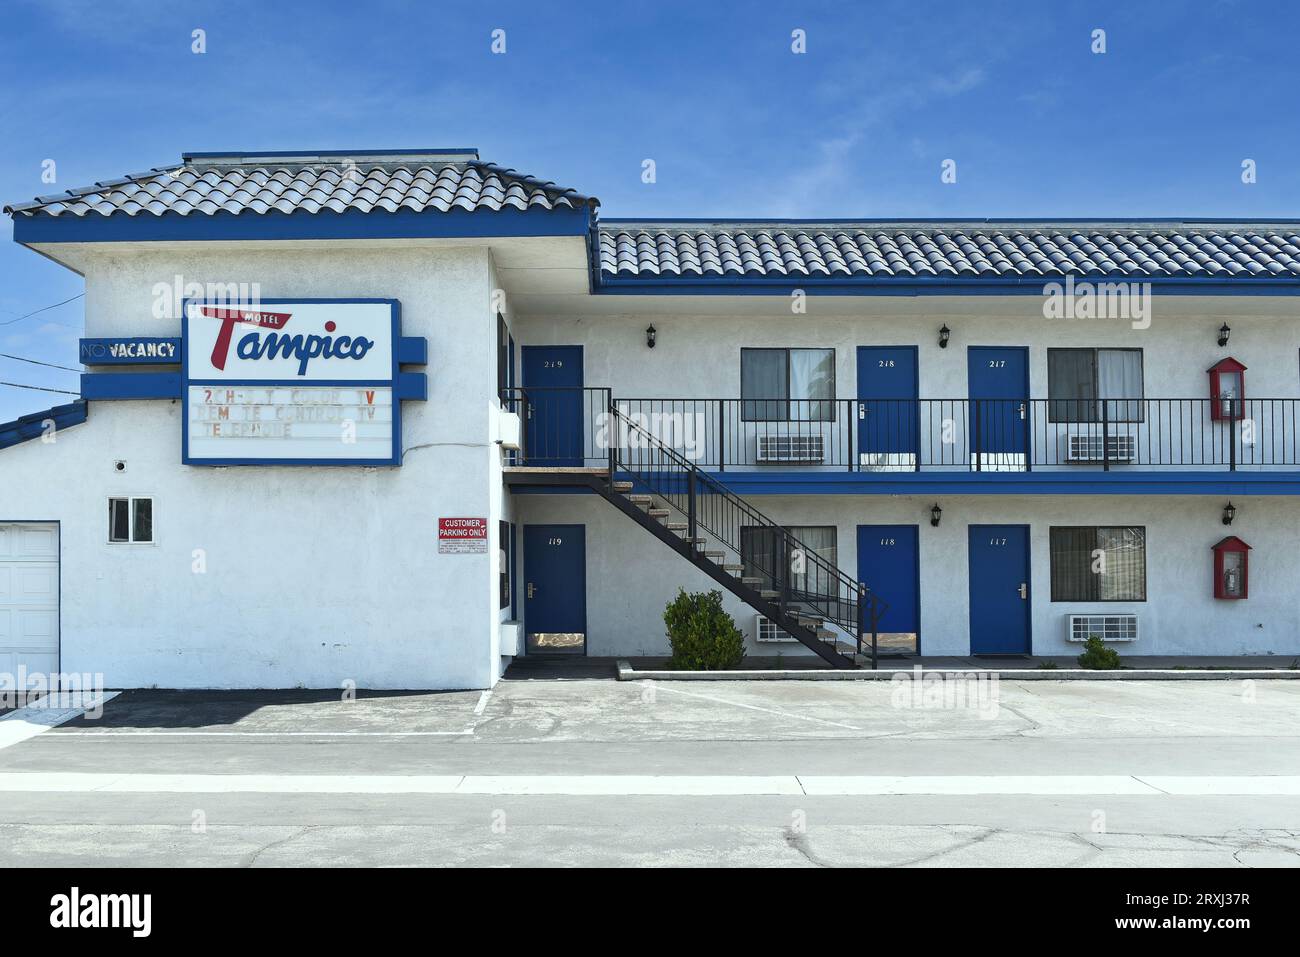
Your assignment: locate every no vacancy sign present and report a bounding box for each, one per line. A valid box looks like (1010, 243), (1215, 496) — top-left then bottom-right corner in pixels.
(438, 517), (488, 554)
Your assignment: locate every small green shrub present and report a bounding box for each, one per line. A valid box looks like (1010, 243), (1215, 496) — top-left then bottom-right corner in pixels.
(663, 588), (746, 671)
(1077, 635), (1122, 670)
(1036, 661), (1059, 670)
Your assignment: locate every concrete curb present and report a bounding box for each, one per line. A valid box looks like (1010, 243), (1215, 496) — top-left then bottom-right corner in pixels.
(614, 661), (1300, 681)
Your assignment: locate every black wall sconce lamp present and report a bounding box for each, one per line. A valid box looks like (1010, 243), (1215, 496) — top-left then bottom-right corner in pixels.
(930, 503), (943, 527)
(938, 325), (951, 349)
(1222, 501), (1236, 526)
(1218, 323), (1231, 347)
(646, 324), (657, 349)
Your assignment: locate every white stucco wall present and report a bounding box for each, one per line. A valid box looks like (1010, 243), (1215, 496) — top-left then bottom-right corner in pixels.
(515, 491), (1300, 658)
(1, 242), (510, 690)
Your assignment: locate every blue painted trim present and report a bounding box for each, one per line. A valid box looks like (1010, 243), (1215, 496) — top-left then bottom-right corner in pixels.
(80, 337), (181, 365)
(595, 276), (1300, 297)
(0, 401), (87, 450)
(510, 470), (1300, 495)
(396, 336), (428, 365)
(181, 298), (405, 466)
(14, 207), (592, 245)
(395, 372), (427, 401)
(81, 372), (181, 399)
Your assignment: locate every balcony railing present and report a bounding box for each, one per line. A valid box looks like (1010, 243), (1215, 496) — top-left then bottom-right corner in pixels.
(507, 390), (1300, 472)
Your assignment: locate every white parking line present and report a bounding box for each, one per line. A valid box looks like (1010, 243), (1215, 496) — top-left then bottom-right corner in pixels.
(650, 684), (862, 731)
(0, 692), (120, 752)
(473, 690), (492, 715)
(0, 772), (1297, 796)
(797, 775), (1162, 795)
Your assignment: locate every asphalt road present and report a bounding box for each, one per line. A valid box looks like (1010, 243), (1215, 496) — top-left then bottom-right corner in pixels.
(1, 677), (1298, 867)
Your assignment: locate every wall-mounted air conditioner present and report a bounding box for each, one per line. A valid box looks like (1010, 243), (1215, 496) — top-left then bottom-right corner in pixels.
(1066, 613), (1138, 642)
(1066, 431), (1135, 462)
(757, 434), (824, 463)
(755, 615), (798, 643)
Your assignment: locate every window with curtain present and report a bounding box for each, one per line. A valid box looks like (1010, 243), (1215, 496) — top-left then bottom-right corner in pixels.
(740, 525), (837, 598)
(1050, 526), (1146, 601)
(741, 348), (834, 421)
(499, 520), (512, 610)
(1048, 349), (1144, 422)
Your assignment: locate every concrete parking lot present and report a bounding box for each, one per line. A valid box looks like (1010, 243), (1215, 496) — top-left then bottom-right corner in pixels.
(1, 675), (1299, 866)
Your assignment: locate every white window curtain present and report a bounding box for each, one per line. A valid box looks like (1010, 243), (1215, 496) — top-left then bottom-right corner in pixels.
(1098, 349), (1143, 423)
(789, 349), (834, 421)
(789, 525), (836, 594)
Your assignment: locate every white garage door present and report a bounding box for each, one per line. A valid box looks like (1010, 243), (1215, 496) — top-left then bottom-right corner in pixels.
(0, 523), (59, 680)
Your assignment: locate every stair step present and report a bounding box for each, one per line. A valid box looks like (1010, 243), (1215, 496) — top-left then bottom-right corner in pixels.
(665, 522), (688, 531)
(687, 538), (708, 545)
(627, 495), (653, 505)
(647, 508), (670, 518)
(798, 616), (824, 627)
(613, 481), (634, 492)
(817, 628), (837, 640)
(700, 549), (724, 559)
(722, 564), (744, 573)
(759, 589), (780, 600)
(740, 576), (763, 586)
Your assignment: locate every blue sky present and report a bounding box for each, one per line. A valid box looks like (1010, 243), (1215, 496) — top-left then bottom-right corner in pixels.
(2, 0), (1298, 420)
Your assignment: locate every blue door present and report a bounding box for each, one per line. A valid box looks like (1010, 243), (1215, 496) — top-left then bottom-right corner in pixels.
(968, 525), (1031, 654)
(522, 345), (584, 466)
(857, 525), (920, 654)
(967, 346), (1029, 463)
(524, 524), (586, 655)
(857, 346), (919, 468)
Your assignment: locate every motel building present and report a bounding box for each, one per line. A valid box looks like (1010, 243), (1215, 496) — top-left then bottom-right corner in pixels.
(3, 147), (1300, 690)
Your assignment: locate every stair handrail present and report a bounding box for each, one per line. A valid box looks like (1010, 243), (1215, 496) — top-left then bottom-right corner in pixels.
(606, 401), (876, 635)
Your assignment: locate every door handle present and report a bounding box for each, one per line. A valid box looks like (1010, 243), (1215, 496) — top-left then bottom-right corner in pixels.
(858, 405), (867, 419)
(527, 403), (534, 420)
(1018, 582), (1027, 599)
(527, 582), (536, 599)
(1018, 402), (1026, 419)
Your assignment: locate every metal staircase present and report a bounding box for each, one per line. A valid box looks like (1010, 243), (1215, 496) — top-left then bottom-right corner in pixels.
(591, 402), (885, 668)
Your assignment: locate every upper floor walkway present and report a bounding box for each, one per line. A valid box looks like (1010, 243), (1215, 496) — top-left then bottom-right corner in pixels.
(505, 388), (1300, 495)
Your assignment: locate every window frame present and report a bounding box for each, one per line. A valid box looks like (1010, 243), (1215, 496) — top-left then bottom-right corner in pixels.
(499, 519), (512, 611)
(1046, 347), (1145, 424)
(496, 312), (511, 405)
(108, 496), (155, 545)
(740, 347), (836, 423)
(739, 524), (838, 592)
(1049, 525), (1147, 602)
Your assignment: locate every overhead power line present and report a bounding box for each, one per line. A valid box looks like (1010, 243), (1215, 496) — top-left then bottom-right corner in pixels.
(0, 380), (79, 395)
(0, 352), (82, 373)
(0, 293), (85, 327)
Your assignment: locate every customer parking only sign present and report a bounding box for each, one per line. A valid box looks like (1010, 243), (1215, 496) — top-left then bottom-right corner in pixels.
(438, 518), (488, 554)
